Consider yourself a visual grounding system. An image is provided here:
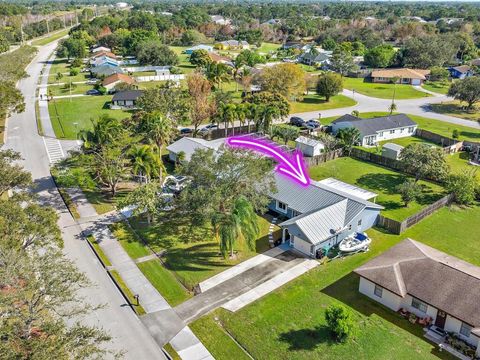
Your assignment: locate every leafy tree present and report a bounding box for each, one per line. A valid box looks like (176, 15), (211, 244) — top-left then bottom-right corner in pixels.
(456, 32), (478, 62)
(235, 49), (266, 67)
(136, 40), (179, 66)
(178, 148), (275, 258)
(78, 115), (123, 152)
(244, 92), (290, 132)
(322, 37), (337, 51)
(325, 304), (356, 343)
(446, 172), (477, 205)
(351, 41), (366, 56)
(0, 81), (25, 119)
(125, 29), (159, 55)
(236, 29), (263, 46)
(400, 35), (457, 68)
(429, 66), (449, 81)
(452, 129), (459, 139)
(316, 73), (343, 102)
(179, 29), (207, 46)
(396, 179), (421, 207)
(187, 72), (214, 134)
(399, 143), (449, 182)
(128, 145), (161, 183)
(189, 49), (211, 68)
(329, 49), (357, 77)
(315, 132), (340, 152)
(0, 150), (31, 196)
(260, 63), (306, 101)
(448, 77), (480, 110)
(0, 33), (9, 53)
(55, 71), (64, 84)
(364, 44), (396, 68)
(119, 182), (162, 224)
(56, 37), (87, 60)
(205, 62), (231, 90)
(272, 124), (300, 145)
(337, 127), (361, 155)
(69, 67), (79, 76)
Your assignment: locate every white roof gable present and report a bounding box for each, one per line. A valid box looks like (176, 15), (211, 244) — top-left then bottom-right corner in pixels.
(318, 178), (377, 201)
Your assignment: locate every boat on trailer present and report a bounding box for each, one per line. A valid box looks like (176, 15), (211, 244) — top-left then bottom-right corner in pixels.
(339, 232), (371, 252)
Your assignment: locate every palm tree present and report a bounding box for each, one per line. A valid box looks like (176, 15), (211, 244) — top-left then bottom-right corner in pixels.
(235, 103), (247, 133)
(337, 127), (361, 155)
(128, 145), (161, 183)
(77, 115), (122, 151)
(232, 59), (243, 92)
(240, 67), (253, 95)
(205, 62), (231, 90)
(138, 111), (177, 182)
(261, 105), (280, 135)
(217, 103), (237, 137)
(213, 197), (259, 258)
(388, 102), (397, 114)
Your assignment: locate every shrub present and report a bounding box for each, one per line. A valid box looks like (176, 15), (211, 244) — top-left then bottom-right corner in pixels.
(446, 172), (477, 205)
(396, 179), (421, 207)
(325, 304), (356, 343)
(70, 68), (79, 76)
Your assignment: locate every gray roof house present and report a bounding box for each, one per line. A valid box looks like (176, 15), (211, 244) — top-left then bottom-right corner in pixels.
(166, 137), (225, 162)
(271, 174), (383, 257)
(111, 90), (143, 109)
(299, 51), (330, 67)
(331, 114), (418, 147)
(90, 64), (124, 77)
(355, 238), (480, 357)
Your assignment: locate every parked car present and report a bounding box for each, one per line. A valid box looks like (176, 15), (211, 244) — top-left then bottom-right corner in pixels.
(305, 120), (321, 130)
(199, 124), (218, 133)
(290, 116), (306, 127)
(180, 128), (193, 135)
(86, 89), (101, 95)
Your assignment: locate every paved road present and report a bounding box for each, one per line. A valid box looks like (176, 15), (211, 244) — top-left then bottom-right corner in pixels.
(3, 41), (167, 359)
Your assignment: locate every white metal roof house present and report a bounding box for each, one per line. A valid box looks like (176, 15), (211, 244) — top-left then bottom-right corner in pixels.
(295, 136), (324, 157)
(166, 137), (225, 163)
(270, 174), (383, 258)
(331, 114), (418, 147)
(355, 238), (480, 358)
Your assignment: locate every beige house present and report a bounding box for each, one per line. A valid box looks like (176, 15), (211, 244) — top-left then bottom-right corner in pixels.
(102, 73), (136, 92)
(370, 68), (430, 85)
(355, 239), (480, 358)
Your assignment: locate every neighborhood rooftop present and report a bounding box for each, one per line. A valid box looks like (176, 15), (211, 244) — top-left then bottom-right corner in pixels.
(355, 238), (480, 329)
(332, 114), (417, 137)
(111, 90), (144, 101)
(370, 68), (430, 80)
(166, 137), (226, 161)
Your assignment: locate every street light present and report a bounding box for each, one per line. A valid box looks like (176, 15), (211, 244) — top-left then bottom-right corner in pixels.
(133, 294), (140, 306)
(73, 122), (78, 136)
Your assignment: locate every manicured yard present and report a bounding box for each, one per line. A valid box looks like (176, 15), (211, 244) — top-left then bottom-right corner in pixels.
(170, 46), (197, 74)
(137, 259), (192, 307)
(48, 59), (90, 84)
(255, 42), (280, 54)
(290, 94), (356, 114)
(109, 270), (146, 315)
(48, 95), (131, 139)
(130, 213), (277, 289)
(343, 77), (430, 100)
(430, 101), (479, 122)
(321, 112), (480, 142)
(32, 28), (70, 46)
(360, 135), (439, 155)
(308, 157), (446, 221)
(190, 315), (251, 360)
(446, 151), (480, 180)
(47, 83), (93, 96)
(422, 80), (451, 95)
(110, 222), (152, 259)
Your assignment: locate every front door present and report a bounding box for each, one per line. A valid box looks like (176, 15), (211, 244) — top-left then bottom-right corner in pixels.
(435, 310), (447, 329)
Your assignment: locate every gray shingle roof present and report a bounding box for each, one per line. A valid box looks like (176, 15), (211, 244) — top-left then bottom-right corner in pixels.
(112, 90), (144, 102)
(355, 239), (480, 328)
(90, 64), (124, 76)
(332, 114), (417, 137)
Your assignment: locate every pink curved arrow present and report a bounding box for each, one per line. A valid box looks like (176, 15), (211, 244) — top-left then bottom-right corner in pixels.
(226, 136), (311, 187)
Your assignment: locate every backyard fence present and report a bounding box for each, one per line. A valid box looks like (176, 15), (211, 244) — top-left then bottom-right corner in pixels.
(304, 149), (343, 166)
(135, 74), (185, 82)
(415, 129), (464, 154)
(377, 193), (454, 234)
(350, 148), (403, 171)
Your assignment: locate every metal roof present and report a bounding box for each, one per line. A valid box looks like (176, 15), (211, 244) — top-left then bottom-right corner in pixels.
(332, 114), (417, 137)
(295, 136), (323, 148)
(166, 137), (225, 161)
(382, 142), (404, 152)
(318, 178), (377, 201)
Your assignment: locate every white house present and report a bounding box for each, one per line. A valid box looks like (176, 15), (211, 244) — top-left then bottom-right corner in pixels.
(110, 90), (143, 109)
(91, 46), (111, 53)
(271, 174), (383, 258)
(295, 136), (324, 157)
(355, 239), (480, 358)
(166, 137), (225, 163)
(331, 114), (418, 147)
(211, 15), (231, 26)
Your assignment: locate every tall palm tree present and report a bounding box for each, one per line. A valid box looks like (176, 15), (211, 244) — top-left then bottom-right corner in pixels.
(388, 102), (397, 114)
(232, 59), (243, 92)
(217, 103), (237, 137)
(235, 103), (247, 134)
(77, 115), (122, 152)
(205, 62), (231, 90)
(213, 197), (259, 258)
(138, 111), (177, 182)
(128, 145), (161, 183)
(261, 105), (280, 135)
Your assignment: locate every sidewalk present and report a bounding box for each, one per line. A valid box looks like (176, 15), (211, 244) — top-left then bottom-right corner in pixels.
(38, 56), (56, 137)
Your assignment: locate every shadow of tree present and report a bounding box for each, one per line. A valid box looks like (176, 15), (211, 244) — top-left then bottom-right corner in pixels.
(356, 173), (406, 195)
(278, 325), (333, 351)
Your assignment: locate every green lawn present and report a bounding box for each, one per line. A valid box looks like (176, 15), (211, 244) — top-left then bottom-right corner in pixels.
(47, 83), (93, 96)
(422, 81), (451, 95)
(130, 213), (276, 290)
(170, 46), (198, 74)
(255, 42), (280, 54)
(190, 315), (251, 360)
(48, 59), (90, 84)
(343, 77), (430, 100)
(361, 135), (439, 155)
(290, 94), (356, 114)
(137, 259), (192, 306)
(430, 101), (479, 122)
(110, 222), (152, 259)
(321, 112), (480, 143)
(32, 28), (70, 46)
(48, 95), (131, 139)
(109, 270), (146, 315)
(308, 157), (446, 221)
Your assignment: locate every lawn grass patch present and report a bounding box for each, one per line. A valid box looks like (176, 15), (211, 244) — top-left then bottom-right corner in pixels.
(110, 221), (152, 259)
(422, 80), (451, 95)
(343, 77), (430, 99)
(190, 315), (251, 360)
(86, 235), (112, 267)
(48, 83), (93, 96)
(32, 28), (70, 46)
(290, 94), (356, 114)
(48, 95), (131, 139)
(430, 101), (480, 122)
(109, 269), (146, 315)
(137, 259), (192, 306)
(308, 157), (446, 221)
(163, 343), (181, 360)
(256, 42), (280, 54)
(130, 213), (275, 289)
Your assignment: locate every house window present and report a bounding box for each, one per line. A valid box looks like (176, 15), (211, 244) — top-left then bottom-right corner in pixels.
(379, 132), (384, 137)
(400, 128), (405, 132)
(374, 284), (383, 298)
(358, 219), (362, 226)
(276, 201), (287, 213)
(408, 127), (414, 133)
(411, 298), (427, 313)
(460, 323), (472, 337)
(389, 130), (395, 134)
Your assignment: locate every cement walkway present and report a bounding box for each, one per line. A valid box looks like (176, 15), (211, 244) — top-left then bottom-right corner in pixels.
(65, 187), (97, 218)
(38, 55), (56, 138)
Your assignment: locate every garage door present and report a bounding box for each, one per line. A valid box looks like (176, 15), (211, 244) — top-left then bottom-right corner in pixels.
(412, 79), (421, 85)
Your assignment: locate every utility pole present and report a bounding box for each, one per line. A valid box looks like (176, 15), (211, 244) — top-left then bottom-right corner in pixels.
(46, 17), (50, 34)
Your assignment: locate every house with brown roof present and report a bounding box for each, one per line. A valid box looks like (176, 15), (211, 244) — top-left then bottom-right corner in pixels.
(92, 51), (118, 60)
(208, 52), (234, 66)
(370, 68), (430, 85)
(355, 239), (480, 357)
(102, 73), (136, 93)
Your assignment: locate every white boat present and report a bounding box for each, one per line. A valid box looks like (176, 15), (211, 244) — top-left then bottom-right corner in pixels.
(338, 232), (371, 252)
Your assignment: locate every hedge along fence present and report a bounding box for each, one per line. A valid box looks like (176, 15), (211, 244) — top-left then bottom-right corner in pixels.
(377, 193), (454, 234)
